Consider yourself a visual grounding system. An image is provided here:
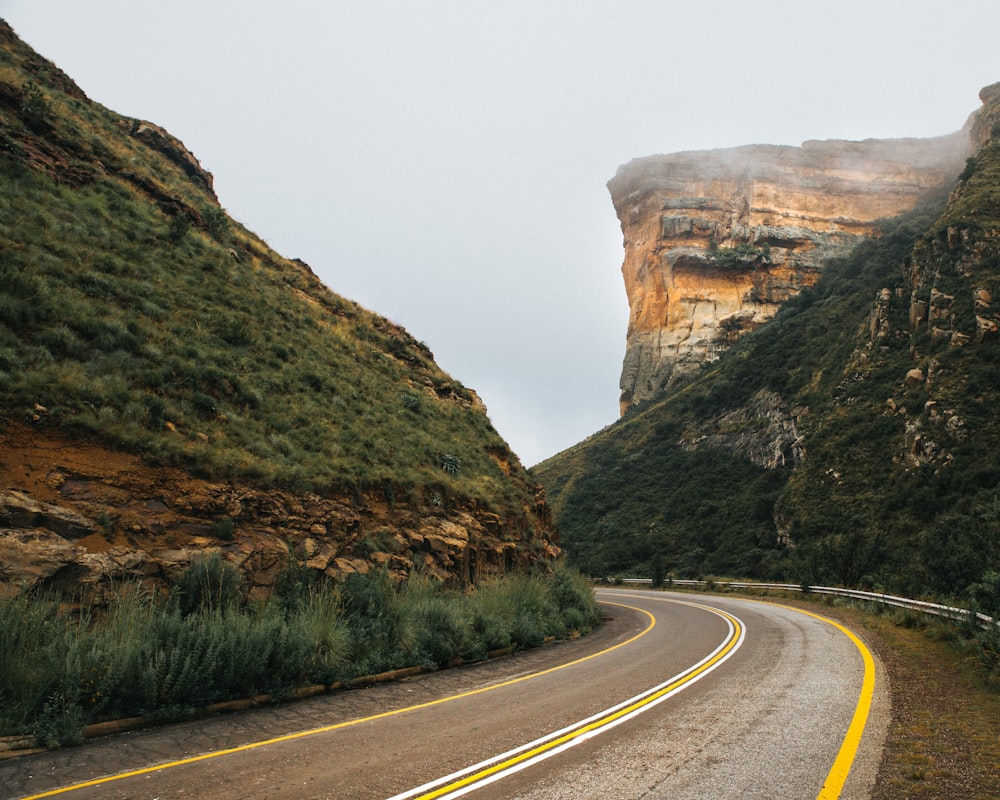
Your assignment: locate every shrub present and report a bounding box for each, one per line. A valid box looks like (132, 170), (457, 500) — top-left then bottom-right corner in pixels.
(650, 554), (666, 588)
(0, 567), (601, 743)
(340, 571), (414, 675)
(969, 571), (1000, 681)
(467, 579), (516, 652)
(174, 553), (244, 616)
(406, 583), (472, 667)
(508, 574), (560, 647)
(203, 206), (229, 240)
(166, 213), (190, 243)
(210, 517), (236, 542)
(0, 591), (77, 741)
(548, 564), (602, 632)
(19, 81), (51, 131)
(292, 589), (350, 685)
(272, 553), (318, 615)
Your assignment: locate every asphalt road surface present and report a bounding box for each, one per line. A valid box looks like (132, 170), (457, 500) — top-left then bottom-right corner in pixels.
(1, 590), (886, 800)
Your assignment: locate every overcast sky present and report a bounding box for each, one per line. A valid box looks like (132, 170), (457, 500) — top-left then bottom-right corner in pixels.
(3, 1), (998, 465)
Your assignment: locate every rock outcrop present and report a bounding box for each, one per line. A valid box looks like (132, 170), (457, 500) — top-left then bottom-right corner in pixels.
(610, 132), (972, 413)
(678, 390), (806, 470)
(0, 424), (558, 605)
(128, 120), (216, 197)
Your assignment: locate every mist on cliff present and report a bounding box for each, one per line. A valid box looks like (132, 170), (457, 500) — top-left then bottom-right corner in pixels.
(3, 0), (998, 465)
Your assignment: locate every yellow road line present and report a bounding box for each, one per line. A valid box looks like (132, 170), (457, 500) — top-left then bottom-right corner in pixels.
(399, 601), (744, 800)
(784, 607), (876, 800)
(19, 602), (656, 800)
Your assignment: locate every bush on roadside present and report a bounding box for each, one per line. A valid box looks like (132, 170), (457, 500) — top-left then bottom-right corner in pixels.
(0, 562), (598, 747)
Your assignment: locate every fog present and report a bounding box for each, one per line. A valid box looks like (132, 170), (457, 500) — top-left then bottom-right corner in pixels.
(2, 1), (998, 465)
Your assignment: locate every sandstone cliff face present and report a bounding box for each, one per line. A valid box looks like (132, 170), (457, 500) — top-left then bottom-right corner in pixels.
(609, 133), (972, 413)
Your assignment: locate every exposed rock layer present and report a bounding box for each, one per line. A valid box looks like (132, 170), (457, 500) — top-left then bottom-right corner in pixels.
(0, 424), (557, 603)
(609, 133), (972, 413)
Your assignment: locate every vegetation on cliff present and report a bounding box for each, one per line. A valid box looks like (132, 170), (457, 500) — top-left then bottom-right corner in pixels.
(0, 23), (531, 508)
(0, 18), (557, 586)
(537, 91), (1000, 616)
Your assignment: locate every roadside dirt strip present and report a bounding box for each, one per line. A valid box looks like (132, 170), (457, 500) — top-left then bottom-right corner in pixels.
(1, 589), (884, 800)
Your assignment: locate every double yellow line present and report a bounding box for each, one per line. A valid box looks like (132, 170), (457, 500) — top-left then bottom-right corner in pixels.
(391, 600), (744, 800)
(591, 592), (876, 800)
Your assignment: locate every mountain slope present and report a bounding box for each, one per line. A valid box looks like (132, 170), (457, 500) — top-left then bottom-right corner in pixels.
(0, 20), (556, 599)
(536, 85), (1000, 598)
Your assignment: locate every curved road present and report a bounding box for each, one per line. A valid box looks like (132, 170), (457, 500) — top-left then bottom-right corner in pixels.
(1, 590), (885, 800)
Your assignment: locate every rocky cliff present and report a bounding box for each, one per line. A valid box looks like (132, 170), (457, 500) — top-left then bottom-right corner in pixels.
(610, 132), (972, 413)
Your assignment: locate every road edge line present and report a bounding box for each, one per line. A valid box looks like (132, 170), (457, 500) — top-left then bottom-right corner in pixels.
(773, 604), (876, 800)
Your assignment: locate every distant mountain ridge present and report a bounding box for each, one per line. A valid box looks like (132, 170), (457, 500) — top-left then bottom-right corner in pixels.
(0, 19), (557, 601)
(537, 83), (1000, 598)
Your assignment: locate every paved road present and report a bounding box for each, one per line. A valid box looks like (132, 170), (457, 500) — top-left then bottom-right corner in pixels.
(1, 590), (885, 800)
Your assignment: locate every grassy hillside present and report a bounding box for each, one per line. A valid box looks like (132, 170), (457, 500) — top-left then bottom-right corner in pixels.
(537, 100), (1000, 601)
(0, 20), (537, 520)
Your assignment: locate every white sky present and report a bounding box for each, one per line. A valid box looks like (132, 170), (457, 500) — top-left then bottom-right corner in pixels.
(2, 1), (998, 465)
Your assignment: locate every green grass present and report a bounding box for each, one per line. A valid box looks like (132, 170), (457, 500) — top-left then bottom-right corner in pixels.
(0, 561), (599, 748)
(0, 157), (530, 509)
(0, 22), (539, 521)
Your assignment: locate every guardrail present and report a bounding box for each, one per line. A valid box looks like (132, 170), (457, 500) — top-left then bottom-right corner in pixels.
(612, 578), (998, 630)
